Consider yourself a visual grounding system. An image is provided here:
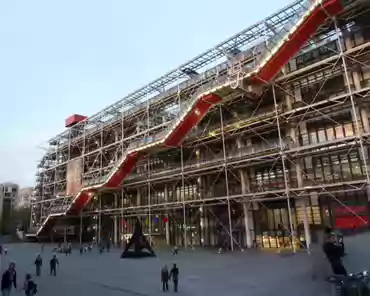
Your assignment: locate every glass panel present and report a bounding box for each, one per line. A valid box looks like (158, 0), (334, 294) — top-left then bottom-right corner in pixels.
(326, 127), (335, 141)
(317, 129), (326, 142)
(335, 125), (344, 139)
(344, 123), (354, 137)
(309, 131), (317, 144)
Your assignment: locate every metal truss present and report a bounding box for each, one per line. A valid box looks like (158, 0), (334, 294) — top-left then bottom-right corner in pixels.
(30, 0), (370, 250)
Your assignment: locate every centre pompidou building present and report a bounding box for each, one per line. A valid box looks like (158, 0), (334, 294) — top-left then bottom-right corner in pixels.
(29, 0), (370, 250)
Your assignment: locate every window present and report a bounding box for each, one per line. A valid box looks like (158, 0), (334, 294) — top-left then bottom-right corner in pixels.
(344, 123), (354, 137)
(335, 125), (344, 139)
(309, 131), (317, 144)
(317, 130), (326, 142)
(326, 127), (335, 141)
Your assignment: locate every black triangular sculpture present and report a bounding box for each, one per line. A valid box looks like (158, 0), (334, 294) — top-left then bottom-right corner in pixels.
(120, 218), (156, 258)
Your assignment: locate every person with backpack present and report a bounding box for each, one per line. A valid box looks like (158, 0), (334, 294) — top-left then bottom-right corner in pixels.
(23, 274), (37, 296)
(34, 254), (42, 277)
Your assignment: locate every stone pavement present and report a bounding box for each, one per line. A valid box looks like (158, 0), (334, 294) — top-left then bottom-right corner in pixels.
(1, 233), (369, 296)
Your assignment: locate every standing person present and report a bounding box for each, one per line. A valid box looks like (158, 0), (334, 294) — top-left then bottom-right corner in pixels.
(23, 274), (37, 296)
(1, 262), (17, 296)
(34, 254), (42, 277)
(161, 265), (169, 292)
(67, 242), (72, 256)
(169, 264), (179, 293)
(49, 255), (59, 276)
(172, 246), (178, 256)
(323, 233), (347, 275)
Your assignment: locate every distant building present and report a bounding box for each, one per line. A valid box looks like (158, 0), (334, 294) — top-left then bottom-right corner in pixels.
(16, 187), (33, 209)
(0, 182), (19, 207)
(0, 182), (19, 233)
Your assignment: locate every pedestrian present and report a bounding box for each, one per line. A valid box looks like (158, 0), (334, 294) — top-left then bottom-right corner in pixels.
(161, 265), (169, 292)
(49, 254), (59, 276)
(169, 264), (179, 292)
(23, 274), (37, 296)
(67, 242), (72, 256)
(79, 246), (83, 255)
(1, 262), (17, 296)
(34, 254), (42, 277)
(323, 232), (347, 276)
(172, 245), (178, 256)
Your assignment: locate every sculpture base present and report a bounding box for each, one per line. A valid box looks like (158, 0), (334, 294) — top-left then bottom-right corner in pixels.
(120, 251), (156, 259)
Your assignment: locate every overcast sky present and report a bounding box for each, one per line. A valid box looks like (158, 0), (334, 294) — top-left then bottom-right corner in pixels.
(0, 0), (293, 187)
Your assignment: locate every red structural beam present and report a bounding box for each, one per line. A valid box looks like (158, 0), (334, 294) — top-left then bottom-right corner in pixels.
(253, 0), (343, 83)
(165, 94), (222, 146)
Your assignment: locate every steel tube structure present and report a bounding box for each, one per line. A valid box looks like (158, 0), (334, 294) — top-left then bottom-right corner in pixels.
(28, 0), (370, 251)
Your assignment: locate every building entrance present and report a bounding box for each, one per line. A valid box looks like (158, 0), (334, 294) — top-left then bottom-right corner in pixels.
(254, 200), (296, 249)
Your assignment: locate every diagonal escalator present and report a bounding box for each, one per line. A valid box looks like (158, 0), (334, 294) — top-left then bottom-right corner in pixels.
(36, 0), (344, 236)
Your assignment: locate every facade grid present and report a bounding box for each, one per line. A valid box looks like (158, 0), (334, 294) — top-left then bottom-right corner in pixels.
(29, 0), (370, 250)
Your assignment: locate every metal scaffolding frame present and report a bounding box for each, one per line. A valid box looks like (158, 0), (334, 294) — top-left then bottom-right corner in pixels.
(30, 0), (370, 250)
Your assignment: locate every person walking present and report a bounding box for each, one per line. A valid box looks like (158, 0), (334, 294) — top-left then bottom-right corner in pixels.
(67, 242), (72, 256)
(34, 254), (42, 277)
(23, 274), (37, 296)
(169, 264), (179, 293)
(161, 265), (169, 292)
(49, 254), (59, 276)
(323, 232), (347, 276)
(1, 262), (17, 296)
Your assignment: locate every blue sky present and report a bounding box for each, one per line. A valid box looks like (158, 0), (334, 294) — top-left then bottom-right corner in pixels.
(0, 0), (292, 187)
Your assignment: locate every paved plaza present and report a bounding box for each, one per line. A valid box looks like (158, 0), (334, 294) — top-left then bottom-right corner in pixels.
(1, 233), (369, 296)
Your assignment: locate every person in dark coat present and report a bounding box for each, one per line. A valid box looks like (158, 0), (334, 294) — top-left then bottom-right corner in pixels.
(1, 262), (17, 296)
(49, 254), (59, 276)
(161, 265), (169, 292)
(34, 254), (42, 277)
(23, 274), (37, 296)
(323, 233), (347, 276)
(169, 264), (179, 292)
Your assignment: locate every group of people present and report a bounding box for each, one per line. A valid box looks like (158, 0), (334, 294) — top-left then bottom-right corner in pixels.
(0, 247), (62, 296)
(161, 264), (179, 292)
(1, 261), (38, 296)
(34, 253), (60, 277)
